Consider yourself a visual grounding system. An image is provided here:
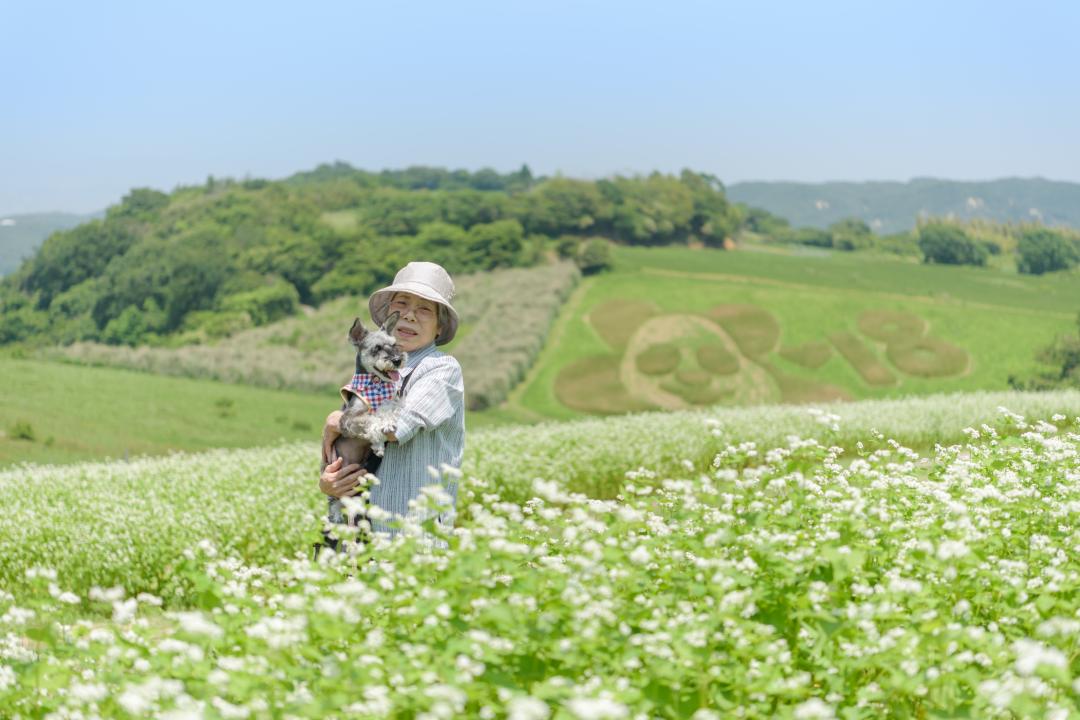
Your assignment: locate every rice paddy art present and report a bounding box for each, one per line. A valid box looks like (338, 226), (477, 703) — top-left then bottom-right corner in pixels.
(556, 300), (971, 414)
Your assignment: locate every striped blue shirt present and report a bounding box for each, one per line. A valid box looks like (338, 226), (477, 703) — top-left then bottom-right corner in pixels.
(368, 342), (464, 537)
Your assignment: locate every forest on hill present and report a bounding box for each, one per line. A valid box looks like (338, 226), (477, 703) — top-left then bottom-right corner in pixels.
(2, 164), (1079, 353)
(728, 177), (1080, 234)
(0, 165), (742, 347)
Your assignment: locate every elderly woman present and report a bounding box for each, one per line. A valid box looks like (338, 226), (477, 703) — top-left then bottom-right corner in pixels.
(319, 261), (464, 537)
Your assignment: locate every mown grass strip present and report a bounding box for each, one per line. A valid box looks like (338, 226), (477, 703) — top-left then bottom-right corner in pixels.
(828, 330), (897, 386)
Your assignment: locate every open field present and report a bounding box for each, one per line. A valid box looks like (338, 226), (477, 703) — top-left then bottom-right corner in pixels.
(2, 391), (1080, 717)
(3, 388), (1079, 594)
(0, 357), (514, 468)
(510, 245), (1080, 420)
(0, 358), (333, 467)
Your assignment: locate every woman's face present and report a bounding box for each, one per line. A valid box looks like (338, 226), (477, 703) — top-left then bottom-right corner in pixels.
(388, 292), (440, 352)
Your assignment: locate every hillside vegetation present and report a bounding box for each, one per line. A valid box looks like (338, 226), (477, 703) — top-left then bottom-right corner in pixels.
(0, 165), (740, 347)
(0, 358), (333, 467)
(3, 393), (1080, 716)
(45, 262), (580, 410)
(729, 177), (1080, 233)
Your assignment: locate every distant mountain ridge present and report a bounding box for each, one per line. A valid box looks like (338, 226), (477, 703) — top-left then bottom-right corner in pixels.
(727, 178), (1080, 234)
(0, 211), (101, 276)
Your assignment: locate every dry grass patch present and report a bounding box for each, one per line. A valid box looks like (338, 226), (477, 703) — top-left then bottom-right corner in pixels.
(635, 343), (680, 375)
(659, 378), (733, 406)
(706, 304), (780, 358)
(675, 369), (712, 387)
(696, 344), (740, 375)
(857, 309), (927, 343)
(887, 337), (969, 378)
(762, 360), (853, 404)
(588, 299), (656, 351)
(828, 331), (897, 387)
(778, 341), (832, 369)
(554, 356), (653, 414)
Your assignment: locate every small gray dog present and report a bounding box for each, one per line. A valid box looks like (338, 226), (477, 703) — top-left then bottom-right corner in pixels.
(325, 311), (407, 537)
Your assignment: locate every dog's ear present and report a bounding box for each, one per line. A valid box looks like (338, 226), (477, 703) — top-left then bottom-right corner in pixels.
(348, 318), (367, 346)
(381, 311), (400, 335)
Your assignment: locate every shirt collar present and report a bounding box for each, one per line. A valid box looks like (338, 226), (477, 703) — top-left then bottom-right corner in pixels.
(404, 342), (438, 371)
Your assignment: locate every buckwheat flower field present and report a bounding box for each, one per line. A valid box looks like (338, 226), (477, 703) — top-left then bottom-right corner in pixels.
(3, 390), (1080, 718)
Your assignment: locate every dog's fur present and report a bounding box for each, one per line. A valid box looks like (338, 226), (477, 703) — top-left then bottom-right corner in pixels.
(327, 312), (407, 528)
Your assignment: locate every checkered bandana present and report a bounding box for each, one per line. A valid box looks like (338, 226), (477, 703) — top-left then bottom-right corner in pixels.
(344, 373), (399, 412)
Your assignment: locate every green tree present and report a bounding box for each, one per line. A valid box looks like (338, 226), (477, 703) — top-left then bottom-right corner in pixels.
(434, 193), (509, 229)
(555, 235), (582, 259)
(521, 178), (609, 237)
(740, 205), (791, 238)
(576, 238), (613, 275)
(681, 170), (740, 246)
(92, 229), (230, 332)
(22, 220), (139, 309)
(788, 227), (833, 248)
(106, 187), (169, 220)
(357, 188), (442, 236)
(0, 305), (48, 344)
(466, 220), (526, 270)
(310, 242), (402, 303)
(101, 299), (166, 346)
(219, 277), (300, 326)
(829, 218), (874, 251)
(47, 278), (104, 343)
(238, 229), (327, 304)
(917, 223), (988, 266)
(412, 222), (470, 270)
(1017, 228), (1079, 275)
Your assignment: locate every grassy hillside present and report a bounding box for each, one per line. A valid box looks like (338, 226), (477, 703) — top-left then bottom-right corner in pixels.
(509, 245), (1080, 420)
(0, 358), (334, 467)
(728, 177), (1080, 234)
(0, 211), (98, 276)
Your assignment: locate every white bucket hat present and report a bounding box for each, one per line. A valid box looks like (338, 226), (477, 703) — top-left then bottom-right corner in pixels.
(368, 261), (459, 346)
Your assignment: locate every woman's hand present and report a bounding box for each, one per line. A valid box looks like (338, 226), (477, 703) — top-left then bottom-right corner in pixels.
(319, 457), (366, 498)
(322, 410), (343, 464)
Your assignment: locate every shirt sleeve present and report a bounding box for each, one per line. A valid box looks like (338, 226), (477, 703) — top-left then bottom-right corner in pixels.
(393, 357), (464, 445)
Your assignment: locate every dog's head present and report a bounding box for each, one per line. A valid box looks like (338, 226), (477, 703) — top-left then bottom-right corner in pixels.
(349, 312), (407, 382)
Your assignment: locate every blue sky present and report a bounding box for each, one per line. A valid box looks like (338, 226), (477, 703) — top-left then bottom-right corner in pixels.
(2, 0), (1078, 214)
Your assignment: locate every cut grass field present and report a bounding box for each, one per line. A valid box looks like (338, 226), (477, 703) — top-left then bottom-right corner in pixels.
(506, 244), (1080, 420)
